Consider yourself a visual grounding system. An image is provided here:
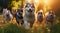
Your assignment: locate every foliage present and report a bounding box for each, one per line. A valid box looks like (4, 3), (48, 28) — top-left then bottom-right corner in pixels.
(0, 0), (24, 8)
(50, 23), (60, 33)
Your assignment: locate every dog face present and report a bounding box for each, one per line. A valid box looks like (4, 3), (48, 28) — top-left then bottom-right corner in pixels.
(38, 12), (43, 16)
(24, 3), (35, 15)
(37, 11), (44, 22)
(46, 11), (55, 23)
(37, 10), (44, 17)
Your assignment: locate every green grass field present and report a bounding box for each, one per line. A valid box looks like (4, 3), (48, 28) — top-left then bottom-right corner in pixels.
(0, 22), (60, 33)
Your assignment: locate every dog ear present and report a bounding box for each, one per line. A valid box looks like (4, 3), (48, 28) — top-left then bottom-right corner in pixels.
(25, 3), (29, 8)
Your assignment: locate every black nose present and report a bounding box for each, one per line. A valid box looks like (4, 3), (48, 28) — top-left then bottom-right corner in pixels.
(51, 15), (53, 16)
(28, 9), (32, 12)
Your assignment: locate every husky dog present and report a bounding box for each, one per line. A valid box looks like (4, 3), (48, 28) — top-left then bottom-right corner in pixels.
(37, 10), (44, 23)
(46, 11), (55, 25)
(23, 3), (35, 29)
(16, 9), (24, 26)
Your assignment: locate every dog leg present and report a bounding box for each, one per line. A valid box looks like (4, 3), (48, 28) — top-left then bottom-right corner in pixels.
(24, 21), (30, 30)
(30, 22), (34, 28)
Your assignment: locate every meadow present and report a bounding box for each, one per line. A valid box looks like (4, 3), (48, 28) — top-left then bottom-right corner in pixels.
(0, 15), (60, 33)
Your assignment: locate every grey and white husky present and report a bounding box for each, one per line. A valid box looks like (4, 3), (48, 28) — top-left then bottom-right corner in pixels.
(23, 3), (35, 29)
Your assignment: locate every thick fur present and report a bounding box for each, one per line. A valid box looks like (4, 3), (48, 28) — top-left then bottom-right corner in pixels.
(23, 3), (35, 29)
(37, 10), (44, 23)
(45, 11), (55, 25)
(15, 9), (24, 26)
(2, 8), (13, 23)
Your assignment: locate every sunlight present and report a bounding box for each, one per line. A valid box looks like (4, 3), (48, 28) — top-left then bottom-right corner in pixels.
(43, 0), (50, 13)
(43, 0), (49, 5)
(34, 0), (40, 3)
(26, 0), (31, 3)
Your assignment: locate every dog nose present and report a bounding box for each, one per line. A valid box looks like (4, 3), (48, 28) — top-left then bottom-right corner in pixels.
(28, 9), (32, 12)
(29, 9), (31, 11)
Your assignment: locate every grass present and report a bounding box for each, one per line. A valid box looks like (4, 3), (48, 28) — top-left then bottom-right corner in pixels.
(0, 23), (27, 33)
(0, 22), (60, 33)
(0, 15), (60, 33)
(50, 23), (60, 33)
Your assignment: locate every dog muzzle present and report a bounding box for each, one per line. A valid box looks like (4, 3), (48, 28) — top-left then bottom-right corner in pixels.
(28, 9), (32, 13)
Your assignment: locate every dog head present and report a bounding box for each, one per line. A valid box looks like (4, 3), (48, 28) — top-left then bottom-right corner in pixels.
(37, 10), (44, 16)
(24, 3), (35, 15)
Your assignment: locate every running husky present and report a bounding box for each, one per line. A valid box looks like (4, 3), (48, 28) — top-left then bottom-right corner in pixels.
(23, 3), (35, 29)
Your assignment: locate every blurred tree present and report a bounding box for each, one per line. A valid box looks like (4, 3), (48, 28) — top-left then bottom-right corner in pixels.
(0, 0), (25, 9)
(0, 0), (15, 14)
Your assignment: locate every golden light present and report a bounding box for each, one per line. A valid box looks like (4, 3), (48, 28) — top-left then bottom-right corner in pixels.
(43, 0), (49, 5)
(34, 0), (40, 3)
(43, 0), (50, 14)
(34, 0), (40, 13)
(45, 12), (49, 16)
(39, 9), (43, 12)
(25, 0), (31, 3)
